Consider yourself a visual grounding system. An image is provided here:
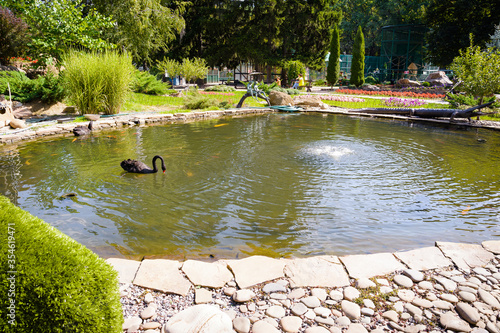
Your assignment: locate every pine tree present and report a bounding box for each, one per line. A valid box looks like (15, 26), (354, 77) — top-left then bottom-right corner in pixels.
(326, 24), (340, 87)
(350, 26), (365, 87)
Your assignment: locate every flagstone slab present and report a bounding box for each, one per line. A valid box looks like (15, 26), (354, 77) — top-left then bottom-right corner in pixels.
(340, 253), (406, 279)
(181, 260), (233, 288)
(394, 247), (453, 271)
(482, 240), (500, 254)
(284, 256), (350, 288)
(436, 242), (495, 271)
(133, 259), (192, 296)
(226, 256), (286, 289)
(106, 258), (141, 284)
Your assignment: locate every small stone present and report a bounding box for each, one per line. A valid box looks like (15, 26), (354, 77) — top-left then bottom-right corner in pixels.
(144, 293), (154, 303)
(330, 327), (342, 333)
(393, 301), (405, 313)
(356, 278), (376, 289)
(440, 311), (471, 332)
(485, 321), (499, 333)
(456, 302), (481, 324)
(459, 291), (476, 302)
(441, 293), (459, 303)
(376, 278), (390, 286)
(304, 327), (330, 333)
(233, 317), (251, 333)
(311, 288), (328, 301)
(433, 300), (454, 310)
(164, 305), (233, 332)
(331, 309), (342, 317)
(314, 307), (331, 318)
(473, 302), (494, 316)
(263, 282), (287, 294)
(239, 305), (248, 313)
(252, 320), (280, 333)
(398, 289), (415, 302)
(288, 288), (306, 299)
(394, 274), (414, 288)
(336, 316), (351, 327)
(123, 317), (142, 331)
(233, 289), (255, 303)
(401, 313), (411, 320)
(140, 305), (156, 319)
(142, 322), (161, 330)
(379, 286), (393, 294)
(223, 287), (236, 296)
(473, 267), (491, 276)
(266, 305), (286, 318)
(280, 299), (292, 308)
(195, 288), (213, 304)
(405, 303), (423, 317)
(302, 296), (321, 308)
(247, 303), (256, 312)
(363, 299), (375, 308)
(314, 316), (335, 326)
(361, 308), (374, 316)
(389, 321), (405, 331)
(404, 324), (427, 333)
(403, 269), (425, 282)
(344, 286), (361, 301)
(382, 310), (399, 322)
(329, 290), (343, 301)
(224, 309), (237, 320)
(280, 316), (302, 333)
(270, 293), (287, 300)
(478, 289), (500, 309)
(291, 303), (308, 316)
(435, 277), (458, 292)
(418, 281), (434, 290)
(346, 323), (368, 333)
(305, 309), (316, 320)
(426, 293), (438, 301)
(341, 300), (360, 320)
(412, 297), (433, 308)
(468, 277), (482, 286)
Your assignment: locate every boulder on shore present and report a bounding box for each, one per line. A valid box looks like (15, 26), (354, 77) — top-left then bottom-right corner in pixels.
(269, 90), (293, 106)
(426, 71), (452, 86)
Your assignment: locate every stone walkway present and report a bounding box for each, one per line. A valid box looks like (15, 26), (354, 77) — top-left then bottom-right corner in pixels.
(108, 240), (500, 333)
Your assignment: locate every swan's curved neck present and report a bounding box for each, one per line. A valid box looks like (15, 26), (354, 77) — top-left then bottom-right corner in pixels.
(152, 155), (165, 173)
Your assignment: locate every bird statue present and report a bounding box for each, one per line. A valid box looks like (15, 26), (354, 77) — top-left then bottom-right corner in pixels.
(120, 155), (166, 174)
(73, 121), (94, 136)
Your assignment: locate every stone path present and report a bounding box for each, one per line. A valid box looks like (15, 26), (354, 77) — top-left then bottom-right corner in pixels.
(108, 240), (500, 333)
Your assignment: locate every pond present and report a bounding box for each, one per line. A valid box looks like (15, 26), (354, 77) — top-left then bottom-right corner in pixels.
(1, 113), (499, 259)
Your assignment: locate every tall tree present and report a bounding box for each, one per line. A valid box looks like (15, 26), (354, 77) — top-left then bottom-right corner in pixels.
(350, 26), (365, 87)
(424, 0), (500, 67)
(1, 0), (114, 64)
(91, 0), (185, 66)
(326, 24), (340, 87)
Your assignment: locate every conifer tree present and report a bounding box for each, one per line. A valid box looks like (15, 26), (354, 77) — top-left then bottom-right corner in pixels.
(326, 24), (340, 87)
(350, 26), (365, 87)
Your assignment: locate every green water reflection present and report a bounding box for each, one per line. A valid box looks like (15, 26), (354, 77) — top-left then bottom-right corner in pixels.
(1, 113), (499, 259)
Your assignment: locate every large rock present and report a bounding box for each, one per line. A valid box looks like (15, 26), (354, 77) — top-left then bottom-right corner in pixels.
(340, 252), (405, 279)
(269, 90), (293, 106)
(426, 71), (452, 86)
(292, 95), (328, 109)
(182, 260), (233, 288)
(9, 118), (27, 129)
(0, 101), (15, 128)
(397, 78), (421, 87)
(164, 304), (233, 333)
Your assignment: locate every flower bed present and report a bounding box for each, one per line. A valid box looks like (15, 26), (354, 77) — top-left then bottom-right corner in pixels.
(337, 88), (445, 99)
(384, 97), (427, 108)
(302, 94), (365, 103)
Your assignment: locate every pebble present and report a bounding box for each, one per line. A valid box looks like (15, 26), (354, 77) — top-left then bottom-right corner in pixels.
(311, 288), (328, 301)
(288, 288), (306, 299)
(398, 289), (415, 302)
(433, 300), (454, 310)
(459, 291), (477, 302)
(252, 320), (280, 333)
(356, 278), (376, 288)
(361, 307), (374, 316)
(301, 296), (321, 308)
(314, 316), (335, 326)
(304, 327), (330, 333)
(341, 300), (360, 320)
(441, 293), (459, 303)
(144, 293), (154, 303)
(233, 317), (251, 333)
(336, 316), (351, 327)
(264, 282), (287, 294)
(346, 323), (368, 333)
(140, 305), (156, 319)
(291, 303), (308, 316)
(233, 289), (255, 303)
(329, 290), (343, 301)
(195, 288), (213, 304)
(403, 269), (425, 282)
(477, 289), (500, 309)
(266, 305), (286, 318)
(382, 310), (399, 322)
(412, 297), (433, 308)
(344, 286), (360, 301)
(418, 281), (434, 290)
(456, 302), (481, 324)
(280, 316), (302, 333)
(439, 311), (471, 332)
(313, 307), (331, 318)
(363, 299), (375, 308)
(394, 274), (414, 288)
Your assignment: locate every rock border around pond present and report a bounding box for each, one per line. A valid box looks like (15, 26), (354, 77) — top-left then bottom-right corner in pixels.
(1, 107), (499, 146)
(111, 240), (500, 333)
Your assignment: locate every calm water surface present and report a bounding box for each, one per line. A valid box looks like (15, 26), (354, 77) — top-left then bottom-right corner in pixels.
(1, 113), (499, 258)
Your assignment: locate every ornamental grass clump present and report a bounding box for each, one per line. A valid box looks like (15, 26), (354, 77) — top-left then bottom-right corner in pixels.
(62, 50), (134, 114)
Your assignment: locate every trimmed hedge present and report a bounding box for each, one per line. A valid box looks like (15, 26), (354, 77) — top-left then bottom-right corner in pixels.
(0, 196), (123, 332)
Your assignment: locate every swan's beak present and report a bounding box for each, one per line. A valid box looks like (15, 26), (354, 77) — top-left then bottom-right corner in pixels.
(163, 170), (166, 174)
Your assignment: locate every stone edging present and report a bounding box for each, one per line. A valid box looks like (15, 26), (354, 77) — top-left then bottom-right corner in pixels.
(112, 240), (500, 333)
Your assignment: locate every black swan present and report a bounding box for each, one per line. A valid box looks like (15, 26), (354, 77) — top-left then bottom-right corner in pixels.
(120, 155), (166, 174)
(73, 121), (94, 136)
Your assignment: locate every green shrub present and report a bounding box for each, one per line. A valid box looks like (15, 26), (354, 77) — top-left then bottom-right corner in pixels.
(446, 92), (499, 108)
(314, 79), (327, 86)
(0, 195), (123, 332)
(0, 71), (37, 102)
(62, 50), (134, 114)
(364, 76), (379, 85)
(37, 73), (66, 103)
(283, 60), (306, 85)
(204, 85), (236, 92)
(131, 69), (170, 95)
(422, 81), (431, 87)
(350, 26), (365, 87)
(183, 91), (219, 109)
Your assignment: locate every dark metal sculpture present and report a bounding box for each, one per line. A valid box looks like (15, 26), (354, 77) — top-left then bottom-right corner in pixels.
(359, 101), (494, 122)
(236, 81), (270, 108)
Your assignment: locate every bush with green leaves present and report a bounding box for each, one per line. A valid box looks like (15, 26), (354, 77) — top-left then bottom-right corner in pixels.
(0, 7), (30, 64)
(450, 35), (500, 104)
(204, 85), (236, 92)
(131, 69), (170, 95)
(0, 71), (66, 103)
(446, 93), (499, 108)
(0, 195), (123, 332)
(283, 60), (306, 85)
(62, 50), (134, 114)
(364, 76), (379, 85)
(183, 90), (219, 109)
